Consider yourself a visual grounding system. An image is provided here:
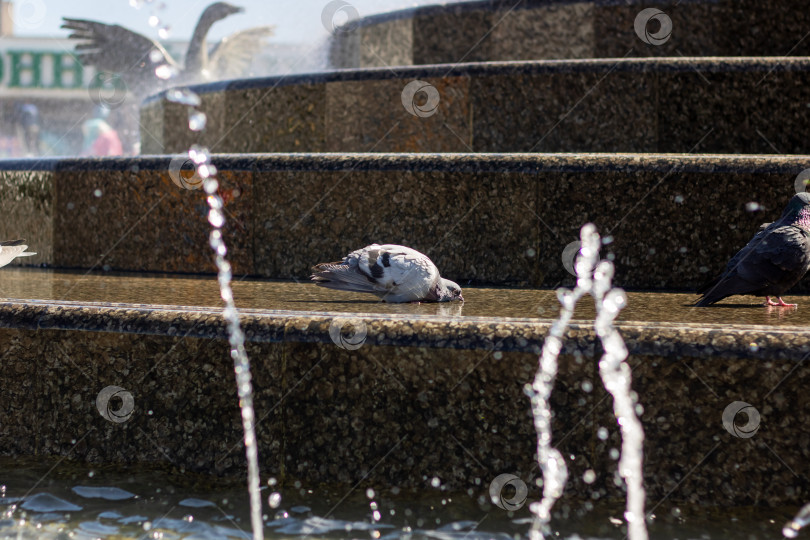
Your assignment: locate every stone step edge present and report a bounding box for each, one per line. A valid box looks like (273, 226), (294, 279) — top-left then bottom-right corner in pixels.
(143, 56), (810, 101)
(1, 299), (808, 361)
(2, 152), (810, 174)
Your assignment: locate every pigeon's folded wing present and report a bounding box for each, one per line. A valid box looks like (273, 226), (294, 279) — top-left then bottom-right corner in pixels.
(310, 260), (379, 294)
(736, 226), (810, 285)
(354, 245), (436, 293)
(312, 244), (439, 301)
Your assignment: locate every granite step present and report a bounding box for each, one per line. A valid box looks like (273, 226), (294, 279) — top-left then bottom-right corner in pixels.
(327, 0), (810, 68)
(1, 268), (808, 506)
(3, 153), (810, 291)
(141, 57), (810, 154)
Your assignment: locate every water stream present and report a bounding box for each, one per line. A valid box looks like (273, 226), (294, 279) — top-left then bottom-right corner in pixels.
(152, 2), (265, 533)
(199, 154), (265, 540)
(528, 224), (648, 540)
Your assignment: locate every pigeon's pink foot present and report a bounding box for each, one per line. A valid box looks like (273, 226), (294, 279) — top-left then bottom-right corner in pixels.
(765, 296), (797, 307)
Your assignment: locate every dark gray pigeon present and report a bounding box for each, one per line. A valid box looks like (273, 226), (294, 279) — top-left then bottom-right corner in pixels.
(311, 244), (464, 303)
(696, 193), (810, 307)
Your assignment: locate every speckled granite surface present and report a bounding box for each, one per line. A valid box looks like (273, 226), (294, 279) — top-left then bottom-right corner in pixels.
(0, 169), (52, 267)
(140, 57), (810, 155)
(52, 162), (253, 275)
(328, 0), (810, 68)
(1, 290), (809, 504)
(10, 153), (810, 291)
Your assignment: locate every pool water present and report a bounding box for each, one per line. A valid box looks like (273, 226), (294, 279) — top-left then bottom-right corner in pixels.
(0, 457), (795, 539)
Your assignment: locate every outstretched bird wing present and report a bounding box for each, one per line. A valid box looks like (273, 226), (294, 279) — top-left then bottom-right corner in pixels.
(207, 26), (275, 80)
(62, 17), (178, 89)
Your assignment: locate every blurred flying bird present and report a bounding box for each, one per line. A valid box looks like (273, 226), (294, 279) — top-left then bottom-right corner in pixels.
(311, 244), (464, 303)
(62, 2), (274, 94)
(696, 193), (810, 307)
(0, 240), (36, 268)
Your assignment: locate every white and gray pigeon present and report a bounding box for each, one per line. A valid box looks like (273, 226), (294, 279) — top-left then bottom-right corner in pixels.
(0, 240), (36, 268)
(311, 244), (464, 303)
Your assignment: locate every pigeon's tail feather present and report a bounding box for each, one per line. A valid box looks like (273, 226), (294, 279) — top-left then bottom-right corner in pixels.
(0, 239), (25, 247)
(695, 290), (726, 307)
(695, 275), (757, 306)
(311, 263), (378, 294)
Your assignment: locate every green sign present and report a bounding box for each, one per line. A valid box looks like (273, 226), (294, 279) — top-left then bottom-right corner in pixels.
(0, 50), (111, 90)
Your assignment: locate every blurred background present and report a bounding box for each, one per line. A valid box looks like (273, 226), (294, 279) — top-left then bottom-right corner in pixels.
(0, 0), (458, 157)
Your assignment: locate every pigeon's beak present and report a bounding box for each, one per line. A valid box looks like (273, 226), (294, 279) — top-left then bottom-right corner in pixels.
(231, 5), (244, 14)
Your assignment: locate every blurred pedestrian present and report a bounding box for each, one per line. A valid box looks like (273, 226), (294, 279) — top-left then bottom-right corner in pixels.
(13, 103), (41, 156)
(80, 118), (123, 157)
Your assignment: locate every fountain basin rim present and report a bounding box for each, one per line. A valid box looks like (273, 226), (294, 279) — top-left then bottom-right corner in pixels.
(1, 152), (809, 175)
(1, 298), (808, 360)
(142, 56), (810, 105)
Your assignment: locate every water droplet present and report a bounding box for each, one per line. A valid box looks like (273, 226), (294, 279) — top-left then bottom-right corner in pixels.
(188, 110), (207, 131)
(208, 209), (225, 228)
(430, 477), (441, 488)
(493, 351), (503, 360)
(166, 88), (201, 107)
(526, 248), (536, 257)
(366, 488), (375, 499)
(204, 178), (219, 194)
(746, 201), (762, 212)
(674, 195), (684, 203)
(583, 470), (596, 484)
(93, 189), (102, 197)
(198, 164), (217, 178)
(155, 64), (177, 80)
(158, 26), (171, 39)
(597, 427), (608, 440)
(268, 492), (281, 508)
(581, 380), (593, 393)
(148, 15), (159, 27)
(189, 145), (210, 164)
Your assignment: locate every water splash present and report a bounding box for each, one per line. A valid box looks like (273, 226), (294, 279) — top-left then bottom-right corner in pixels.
(784, 503), (810, 537)
(527, 223), (647, 540)
(154, 33), (262, 536)
(200, 158), (264, 540)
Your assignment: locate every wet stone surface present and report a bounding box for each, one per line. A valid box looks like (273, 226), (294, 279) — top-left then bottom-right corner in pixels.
(0, 270), (809, 503)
